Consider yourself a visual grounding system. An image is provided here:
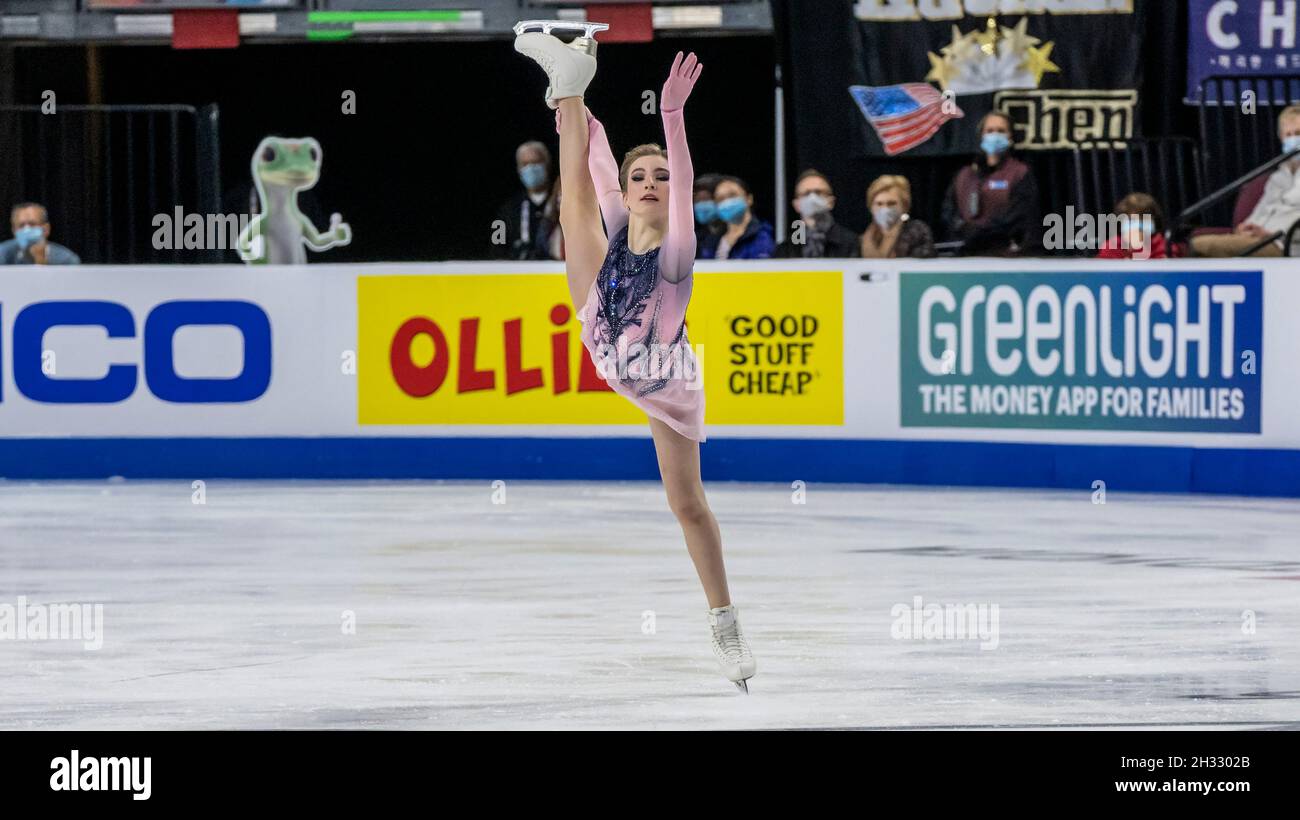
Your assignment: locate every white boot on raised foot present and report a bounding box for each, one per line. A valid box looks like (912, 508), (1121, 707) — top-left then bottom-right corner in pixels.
(708, 604), (757, 693)
(512, 20), (609, 109)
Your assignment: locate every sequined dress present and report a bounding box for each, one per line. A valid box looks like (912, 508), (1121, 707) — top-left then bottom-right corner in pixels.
(565, 103), (705, 442)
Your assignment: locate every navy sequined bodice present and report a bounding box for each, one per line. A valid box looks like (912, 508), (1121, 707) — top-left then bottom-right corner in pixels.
(594, 225), (662, 346)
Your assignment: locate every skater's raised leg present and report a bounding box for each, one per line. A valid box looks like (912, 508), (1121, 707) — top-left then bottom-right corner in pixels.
(515, 22), (608, 307)
(556, 97), (608, 306)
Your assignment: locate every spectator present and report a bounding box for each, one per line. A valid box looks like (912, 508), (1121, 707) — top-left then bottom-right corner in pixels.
(693, 172), (724, 253)
(1097, 192), (1181, 259)
(941, 111), (1040, 256)
(1191, 105), (1300, 257)
(860, 175), (935, 259)
(699, 175), (774, 260)
(776, 169), (860, 258)
(0, 203), (80, 265)
(493, 140), (557, 260)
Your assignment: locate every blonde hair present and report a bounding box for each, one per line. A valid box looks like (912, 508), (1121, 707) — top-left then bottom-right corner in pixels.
(866, 175), (912, 213)
(1280, 104), (1300, 134)
(619, 143), (668, 191)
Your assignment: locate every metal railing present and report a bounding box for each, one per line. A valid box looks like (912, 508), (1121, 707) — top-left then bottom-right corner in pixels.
(1071, 137), (1203, 225)
(1196, 74), (1300, 225)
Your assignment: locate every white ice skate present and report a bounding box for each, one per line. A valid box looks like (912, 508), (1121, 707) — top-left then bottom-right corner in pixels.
(708, 604), (756, 693)
(513, 19), (609, 110)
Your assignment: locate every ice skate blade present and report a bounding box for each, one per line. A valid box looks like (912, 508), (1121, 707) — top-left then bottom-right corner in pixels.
(734, 679), (750, 694)
(513, 19), (610, 39)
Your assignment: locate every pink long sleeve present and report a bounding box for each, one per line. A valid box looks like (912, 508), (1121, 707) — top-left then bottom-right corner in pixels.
(556, 108), (627, 237)
(658, 106), (696, 284)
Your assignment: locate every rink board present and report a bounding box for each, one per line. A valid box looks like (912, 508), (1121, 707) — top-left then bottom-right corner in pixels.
(0, 258), (1294, 495)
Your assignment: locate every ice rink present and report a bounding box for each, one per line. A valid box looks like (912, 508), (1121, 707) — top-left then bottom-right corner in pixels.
(1, 479), (1297, 730)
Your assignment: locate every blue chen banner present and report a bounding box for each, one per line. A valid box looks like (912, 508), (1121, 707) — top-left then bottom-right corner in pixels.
(1188, 0), (1300, 102)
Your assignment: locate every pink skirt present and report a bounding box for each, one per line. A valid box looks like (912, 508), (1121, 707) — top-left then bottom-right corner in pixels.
(577, 278), (706, 443)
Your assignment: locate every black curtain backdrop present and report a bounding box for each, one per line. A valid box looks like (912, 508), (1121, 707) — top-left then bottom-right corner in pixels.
(7, 35), (777, 263)
(773, 0), (1195, 239)
(6, 6), (1200, 260)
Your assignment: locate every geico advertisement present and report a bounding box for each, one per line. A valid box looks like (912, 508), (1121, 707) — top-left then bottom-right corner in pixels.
(0, 298), (271, 406)
(900, 271), (1264, 433)
(357, 272), (843, 426)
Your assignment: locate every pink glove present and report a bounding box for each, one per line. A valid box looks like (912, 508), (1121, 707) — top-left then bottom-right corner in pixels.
(660, 51), (703, 112)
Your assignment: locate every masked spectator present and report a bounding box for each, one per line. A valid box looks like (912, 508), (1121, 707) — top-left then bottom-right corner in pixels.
(693, 172), (724, 253)
(0, 203), (81, 265)
(776, 169), (860, 258)
(1192, 105), (1300, 257)
(860, 175), (934, 259)
(699, 175), (774, 260)
(493, 140), (558, 260)
(941, 111), (1040, 256)
(1097, 192), (1181, 259)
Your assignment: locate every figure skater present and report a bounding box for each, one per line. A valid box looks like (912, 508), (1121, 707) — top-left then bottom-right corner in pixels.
(513, 21), (756, 692)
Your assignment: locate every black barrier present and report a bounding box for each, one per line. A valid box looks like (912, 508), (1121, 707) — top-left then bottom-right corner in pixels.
(0, 103), (222, 265)
(1071, 137), (1203, 232)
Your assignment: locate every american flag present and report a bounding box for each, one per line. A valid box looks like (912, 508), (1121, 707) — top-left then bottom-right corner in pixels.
(849, 83), (964, 156)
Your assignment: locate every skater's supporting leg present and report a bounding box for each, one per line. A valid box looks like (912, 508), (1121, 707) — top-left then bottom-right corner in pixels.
(648, 415), (730, 609)
(556, 97), (608, 307)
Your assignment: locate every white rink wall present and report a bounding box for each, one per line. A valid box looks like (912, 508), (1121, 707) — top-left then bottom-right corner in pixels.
(0, 258), (1293, 494)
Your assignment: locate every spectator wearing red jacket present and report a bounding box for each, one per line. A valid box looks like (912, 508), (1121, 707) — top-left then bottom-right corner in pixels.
(1097, 192), (1183, 259)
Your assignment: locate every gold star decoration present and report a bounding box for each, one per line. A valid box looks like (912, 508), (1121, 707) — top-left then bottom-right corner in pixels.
(998, 17), (1040, 59)
(926, 51), (959, 91)
(1023, 42), (1061, 83)
(942, 24), (981, 62)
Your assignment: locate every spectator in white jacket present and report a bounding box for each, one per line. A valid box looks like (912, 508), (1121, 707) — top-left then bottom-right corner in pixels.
(1193, 105), (1300, 257)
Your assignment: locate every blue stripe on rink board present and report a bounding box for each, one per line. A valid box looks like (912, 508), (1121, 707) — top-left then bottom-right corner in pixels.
(0, 437), (1298, 497)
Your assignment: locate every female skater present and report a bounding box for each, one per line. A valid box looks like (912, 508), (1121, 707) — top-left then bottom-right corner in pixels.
(513, 22), (756, 691)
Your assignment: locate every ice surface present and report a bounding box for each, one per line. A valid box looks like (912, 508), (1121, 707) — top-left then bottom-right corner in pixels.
(0, 479), (1297, 730)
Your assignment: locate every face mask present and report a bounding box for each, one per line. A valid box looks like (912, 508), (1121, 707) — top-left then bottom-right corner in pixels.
(717, 196), (747, 224)
(981, 132), (1011, 157)
(694, 200), (718, 224)
(1283, 135), (1300, 155)
(14, 225), (43, 250)
(873, 206), (901, 230)
(519, 163), (547, 189)
(796, 193), (830, 219)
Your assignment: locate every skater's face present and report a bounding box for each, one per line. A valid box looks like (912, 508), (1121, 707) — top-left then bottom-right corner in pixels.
(624, 156), (670, 220)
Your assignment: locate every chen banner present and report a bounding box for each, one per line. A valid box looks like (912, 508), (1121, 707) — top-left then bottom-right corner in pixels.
(784, 0), (1147, 157)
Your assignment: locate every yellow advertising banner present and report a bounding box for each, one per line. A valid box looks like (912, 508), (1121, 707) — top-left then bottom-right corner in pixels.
(357, 271), (843, 426)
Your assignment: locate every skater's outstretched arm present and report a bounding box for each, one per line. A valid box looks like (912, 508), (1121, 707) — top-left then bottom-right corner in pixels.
(659, 52), (703, 285)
